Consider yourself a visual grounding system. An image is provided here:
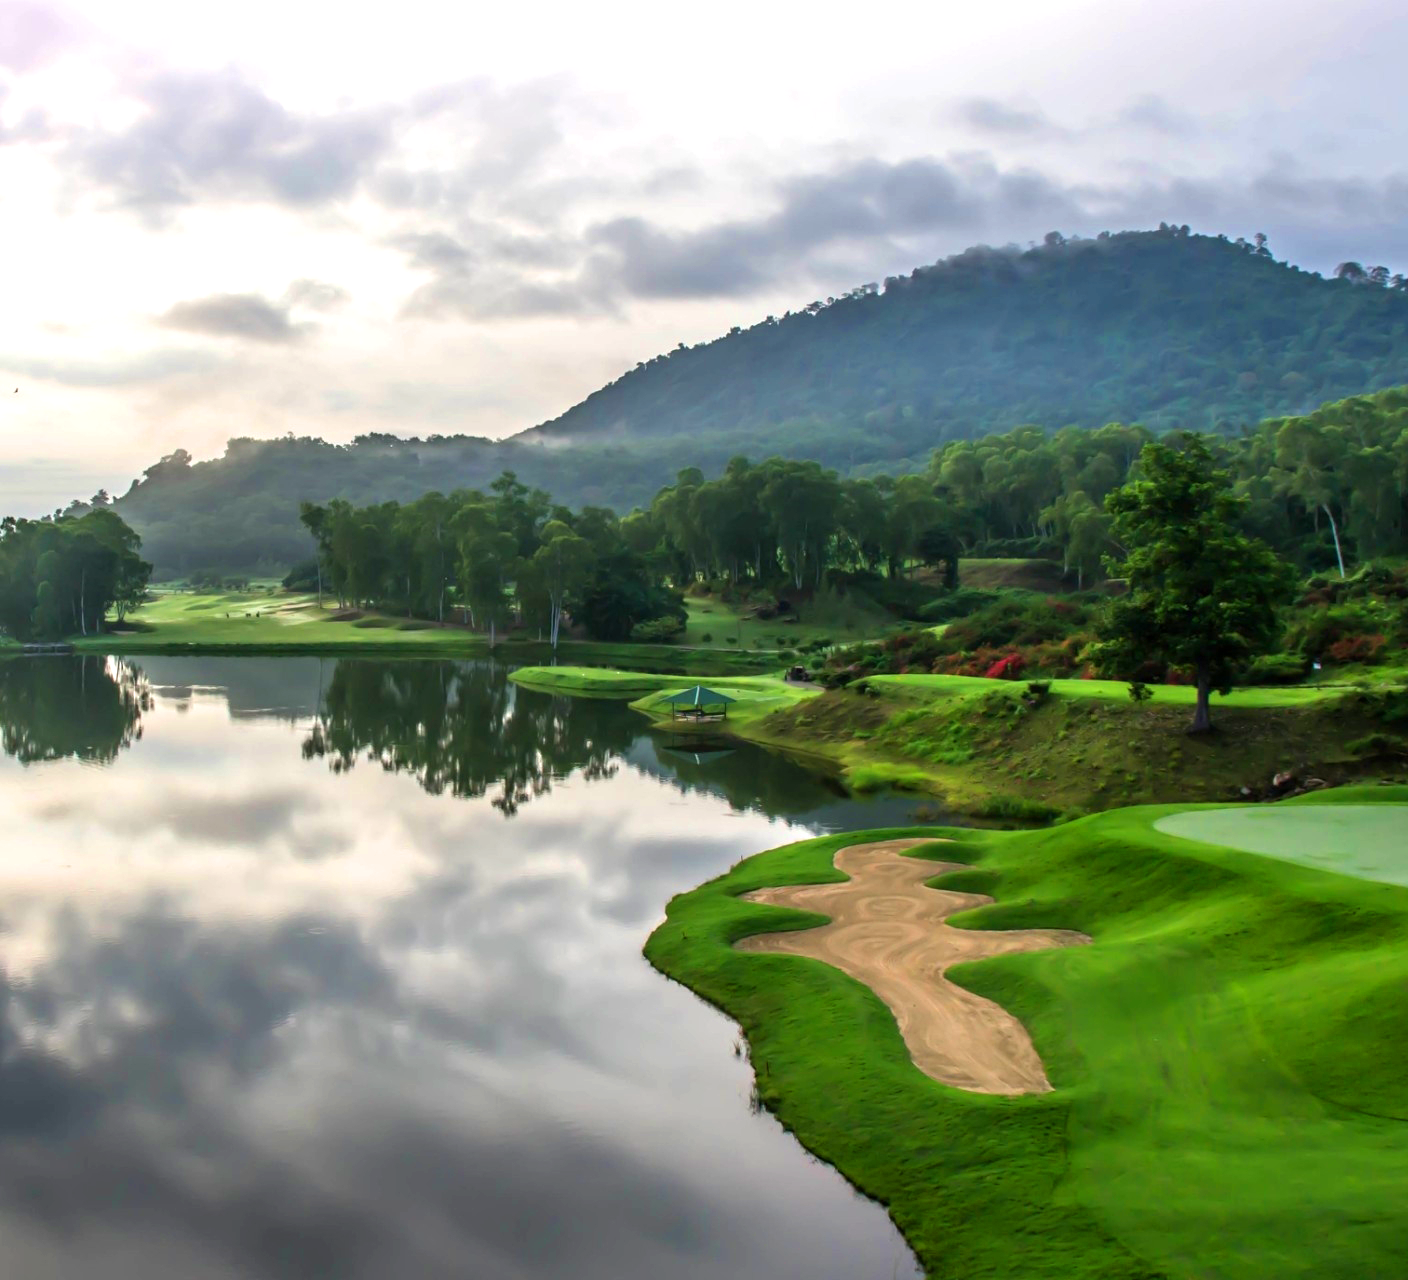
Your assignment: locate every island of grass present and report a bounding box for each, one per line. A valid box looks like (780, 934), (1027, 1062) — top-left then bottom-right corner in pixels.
(645, 787), (1408, 1279)
(509, 664), (1408, 813)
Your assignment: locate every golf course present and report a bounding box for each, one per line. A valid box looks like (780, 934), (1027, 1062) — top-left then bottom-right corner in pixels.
(645, 787), (1408, 1278)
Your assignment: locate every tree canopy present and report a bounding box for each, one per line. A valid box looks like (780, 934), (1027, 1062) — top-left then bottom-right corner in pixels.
(1094, 438), (1296, 732)
(0, 509), (151, 641)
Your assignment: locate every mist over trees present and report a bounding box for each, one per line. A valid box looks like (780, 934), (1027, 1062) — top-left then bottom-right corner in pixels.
(101, 226), (1408, 578)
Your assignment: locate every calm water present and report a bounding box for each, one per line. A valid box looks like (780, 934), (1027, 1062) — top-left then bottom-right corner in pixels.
(0, 655), (925, 1280)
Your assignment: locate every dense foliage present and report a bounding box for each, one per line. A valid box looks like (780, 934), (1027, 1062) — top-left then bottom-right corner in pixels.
(0, 509), (151, 641)
(95, 227), (1408, 576)
(295, 475), (686, 646)
(1093, 438), (1296, 730)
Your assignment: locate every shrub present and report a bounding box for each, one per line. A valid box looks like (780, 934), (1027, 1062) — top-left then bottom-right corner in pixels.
(1024, 680), (1052, 705)
(1246, 652), (1310, 684)
(917, 587), (1004, 624)
(984, 652), (1026, 680)
(630, 615), (686, 644)
(1326, 633), (1387, 665)
(1128, 681), (1153, 702)
(699, 632), (713, 643)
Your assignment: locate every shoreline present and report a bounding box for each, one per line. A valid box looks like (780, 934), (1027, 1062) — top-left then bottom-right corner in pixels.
(645, 791), (1408, 1278)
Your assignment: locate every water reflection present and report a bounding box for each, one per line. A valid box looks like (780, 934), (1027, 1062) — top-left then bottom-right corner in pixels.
(0, 657), (922, 1279)
(0, 655), (150, 763)
(302, 660), (633, 815)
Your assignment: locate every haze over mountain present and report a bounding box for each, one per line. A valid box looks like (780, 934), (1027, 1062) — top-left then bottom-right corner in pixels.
(102, 227), (1408, 576)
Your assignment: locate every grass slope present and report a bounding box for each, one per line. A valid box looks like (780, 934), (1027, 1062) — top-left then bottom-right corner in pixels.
(645, 788), (1408, 1278)
(510, 663), (1406, 812)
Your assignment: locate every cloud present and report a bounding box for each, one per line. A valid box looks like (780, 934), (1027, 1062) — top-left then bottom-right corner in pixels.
(281, 278), (351, 313)
(0, 1), (79, 72)
(956, 97), (1054, 135)
(576, 155), (1078, 303)
(66, 69), (393, 216)
(1118, 94), (1199, 136)
(156, 293), (304, 344)
(155, 280), (347, 343)
(392, 230), (590, 321)
(0, 347), (222, 387)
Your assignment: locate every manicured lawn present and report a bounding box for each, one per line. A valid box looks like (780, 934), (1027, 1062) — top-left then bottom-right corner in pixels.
(82, 590), (485, 654)
(510, 666), (815, 725)
(1155, 802), (1408, 886)
(646, 787), (1408, 1278)
(867, 672), (1339, 707)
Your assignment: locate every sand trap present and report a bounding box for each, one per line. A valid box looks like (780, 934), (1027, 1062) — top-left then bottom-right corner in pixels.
(737, 839), (1088, 1094)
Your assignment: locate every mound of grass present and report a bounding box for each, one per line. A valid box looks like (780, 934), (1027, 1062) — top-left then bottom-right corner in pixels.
(647, 790), (1408, 1278)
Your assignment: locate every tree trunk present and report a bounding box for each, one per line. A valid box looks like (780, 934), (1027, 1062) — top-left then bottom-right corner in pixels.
(1190, 664), (1214, 734)
(1321, 504), (1346, 579)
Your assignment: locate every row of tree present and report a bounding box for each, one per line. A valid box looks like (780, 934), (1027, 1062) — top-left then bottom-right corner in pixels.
(296, 474), (685, 647)
(0, 510), (151, 642)
(289, 385), (1406, 646)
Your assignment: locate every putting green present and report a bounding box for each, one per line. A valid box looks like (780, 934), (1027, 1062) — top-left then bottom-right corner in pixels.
(1155, 804), (1408, 886)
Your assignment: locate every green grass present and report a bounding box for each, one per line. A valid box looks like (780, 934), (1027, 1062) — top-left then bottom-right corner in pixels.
(1155, 803), (1408, 886)
(866, 672), (1340, 707)
(646, 787), (1408, 1278)
(76, 593), (781, 671)
(84, 590), (487, 654)
(509, 666), (814, 724)
(681, 588), (896, 651)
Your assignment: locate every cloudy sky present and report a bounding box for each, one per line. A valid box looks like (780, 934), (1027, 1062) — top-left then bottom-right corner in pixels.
(1, 0), (1404, 513)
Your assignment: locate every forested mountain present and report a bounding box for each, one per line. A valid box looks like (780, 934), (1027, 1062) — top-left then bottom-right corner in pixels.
(92, 225), (1408, 575)
(525, 226), (1408, 450)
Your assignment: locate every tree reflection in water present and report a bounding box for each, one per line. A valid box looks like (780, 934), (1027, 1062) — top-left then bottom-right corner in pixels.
(0, 656), (151, 764)
(302, 661), (638, 815)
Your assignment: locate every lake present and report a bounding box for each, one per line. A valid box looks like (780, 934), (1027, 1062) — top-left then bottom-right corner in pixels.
(0, 655), (924, 1280)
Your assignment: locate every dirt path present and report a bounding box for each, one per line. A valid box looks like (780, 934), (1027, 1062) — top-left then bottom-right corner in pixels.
(737, 839), (1088, 1094)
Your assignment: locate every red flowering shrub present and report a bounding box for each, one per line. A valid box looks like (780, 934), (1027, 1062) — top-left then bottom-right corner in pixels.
(1326, 633), (1387, 664)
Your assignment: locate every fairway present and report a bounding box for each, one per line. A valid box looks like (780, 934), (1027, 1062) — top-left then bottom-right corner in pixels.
(1156, 803), (1408, 886)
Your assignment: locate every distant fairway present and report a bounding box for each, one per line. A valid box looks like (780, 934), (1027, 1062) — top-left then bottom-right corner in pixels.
(1156, 804), (1408, 886)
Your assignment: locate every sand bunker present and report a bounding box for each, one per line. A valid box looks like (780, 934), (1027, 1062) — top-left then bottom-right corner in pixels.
(737, 839), (1087, 1094)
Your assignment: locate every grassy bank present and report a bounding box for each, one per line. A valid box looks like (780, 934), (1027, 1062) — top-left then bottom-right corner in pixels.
(511, 662), (1405, 812)
(645, 788), (1408, 1278)
(508, 666), (812, 720)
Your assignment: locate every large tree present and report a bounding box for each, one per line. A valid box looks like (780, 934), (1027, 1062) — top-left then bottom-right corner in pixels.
(1096, 437), (1295, 733)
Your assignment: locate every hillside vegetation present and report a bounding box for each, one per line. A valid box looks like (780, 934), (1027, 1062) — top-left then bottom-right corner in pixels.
(91, 227), (1408, 575)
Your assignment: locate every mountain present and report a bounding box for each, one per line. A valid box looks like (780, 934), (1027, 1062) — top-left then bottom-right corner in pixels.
(523, 227), (1408, 450)
(102, 226), (1408, 575)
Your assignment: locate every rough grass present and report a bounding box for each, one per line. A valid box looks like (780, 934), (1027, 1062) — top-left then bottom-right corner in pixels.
(955, 557), (1074, 592)
(682, 588), (896, 650)
(645, 788), (1408, 1278)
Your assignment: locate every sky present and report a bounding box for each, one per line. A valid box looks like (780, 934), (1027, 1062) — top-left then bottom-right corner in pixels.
(1, 0), (1406, 514)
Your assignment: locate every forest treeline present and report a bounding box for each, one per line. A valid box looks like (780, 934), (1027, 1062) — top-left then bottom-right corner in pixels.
(0, 509), (151, 642)
(290, 385), (1408, 645)
(102, 226), (1408, 576)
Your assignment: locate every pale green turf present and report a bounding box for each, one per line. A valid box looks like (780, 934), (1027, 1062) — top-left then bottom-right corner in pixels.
(82, 590), (484, 653)
(866, 672), (1338, 707)
(1155, 804), (1408, 887)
